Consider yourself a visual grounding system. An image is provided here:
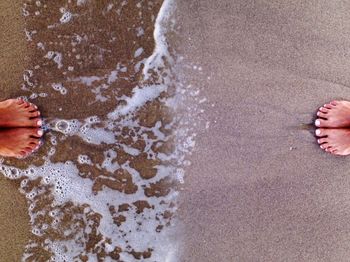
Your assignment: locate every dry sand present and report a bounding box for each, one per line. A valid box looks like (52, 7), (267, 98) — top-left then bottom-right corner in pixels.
(177, 0), (350, 261)
(0, 0), (30, 260)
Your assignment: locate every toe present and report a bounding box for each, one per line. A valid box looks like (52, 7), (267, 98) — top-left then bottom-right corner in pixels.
(20, 118), (42, 127)
(30, 118), (42, 127)
(28, 103), (38, 112)
(25, 147), (33, 153)
(324, 103), (334, 109)
(315, 119), (328, 127)
(315, 128), (327, 137)
(316, 111), (327, 118)
(319, 107), (329, 113)
(320, 143), (329, 149)
(27, 143), (37, 150)
(325, 147), (332, 152)
(330, 148), (338, 154)
(16, 98), (25, 105)
(21, 101), (30, 108)
(28, 128), (44, 138)
(29, 138), (40, 145)
(317, 138), (328, 144)
(330, 100), (339, 106)
(18, 151), (27, 158)
(29, 111), (40, 118)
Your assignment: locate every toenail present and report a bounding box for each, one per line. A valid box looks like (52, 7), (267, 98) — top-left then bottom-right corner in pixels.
(38, 111), (40, 116)
(37, 120), (42, 126)
(316, 129), (321, 135)
(315, 120), (320, 126)
(320, 145), (323, 149)
(317, 139), (321, 143)
(37, 130), (43, 136)
(317, 112), (320, 116)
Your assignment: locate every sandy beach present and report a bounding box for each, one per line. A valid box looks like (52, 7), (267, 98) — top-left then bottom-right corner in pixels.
(4, 0), (350, 261)
(176, 0), (350, 261)
(0, 0), (30, 261)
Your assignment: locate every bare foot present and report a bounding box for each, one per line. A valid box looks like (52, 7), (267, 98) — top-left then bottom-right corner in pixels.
(0, 128), (43, 158)
(0, 99), (41, 127)
(315, 100), (350, 128)
(315, 128), (350, 155)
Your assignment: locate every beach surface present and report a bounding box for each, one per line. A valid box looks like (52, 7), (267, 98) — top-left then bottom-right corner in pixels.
(176, 0), (350, 261)
(4, 0), (350, 261)
(0, 0), (30, 261)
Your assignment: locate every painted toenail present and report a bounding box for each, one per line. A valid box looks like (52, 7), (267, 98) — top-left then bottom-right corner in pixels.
(316, 129), (321, 135)
(37, 130), (43, 136)
(315, 120), (320, 126)
(37, 120), (42, 126)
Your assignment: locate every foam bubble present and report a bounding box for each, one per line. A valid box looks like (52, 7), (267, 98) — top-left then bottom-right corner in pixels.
(45, 51), (63, 69)
(77, 0), (87, 6)
(59, 10), (73, 24)
(134, 47), (144, 58)
(78, 155), (92, 165)
(52, 119), (81, 135)
(51, 83), (68, 95)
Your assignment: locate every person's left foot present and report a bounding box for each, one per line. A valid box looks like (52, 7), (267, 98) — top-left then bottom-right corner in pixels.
(315, 100), (350, 128)
(316, 128), (350, 155)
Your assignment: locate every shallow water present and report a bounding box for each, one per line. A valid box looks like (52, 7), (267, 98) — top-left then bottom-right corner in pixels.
(0, 0), (206, 261)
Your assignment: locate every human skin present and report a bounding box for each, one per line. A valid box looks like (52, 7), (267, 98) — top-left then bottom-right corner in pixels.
(315, 100), (350, 155)
(0, 98), (42, 158)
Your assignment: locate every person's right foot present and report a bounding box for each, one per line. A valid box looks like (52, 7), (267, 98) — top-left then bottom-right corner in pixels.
(315, 100), (350, 128)
(0, 128), (43, 158)
(0, 99), (41, 128)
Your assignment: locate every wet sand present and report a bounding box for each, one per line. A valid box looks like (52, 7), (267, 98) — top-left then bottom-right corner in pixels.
(0, 0), (30, 260)
(177, 0), (350, 261)
(1, 0), (178, 260)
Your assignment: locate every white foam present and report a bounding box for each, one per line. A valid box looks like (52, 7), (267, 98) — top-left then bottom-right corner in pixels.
(51, 83), (68, 95)
(77, 0), (87, 6)
(142, 0), (175, 79)
(71, 76), (102, 86)
(45, 51), (63, 69)
(134, 47), (144, 58)
(59, 10), (73, 24)
(108, 85), (166, 119)
(136, 27), (145, 37)
(4, 158), (179, 261)
(78, 155), (92, 165)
